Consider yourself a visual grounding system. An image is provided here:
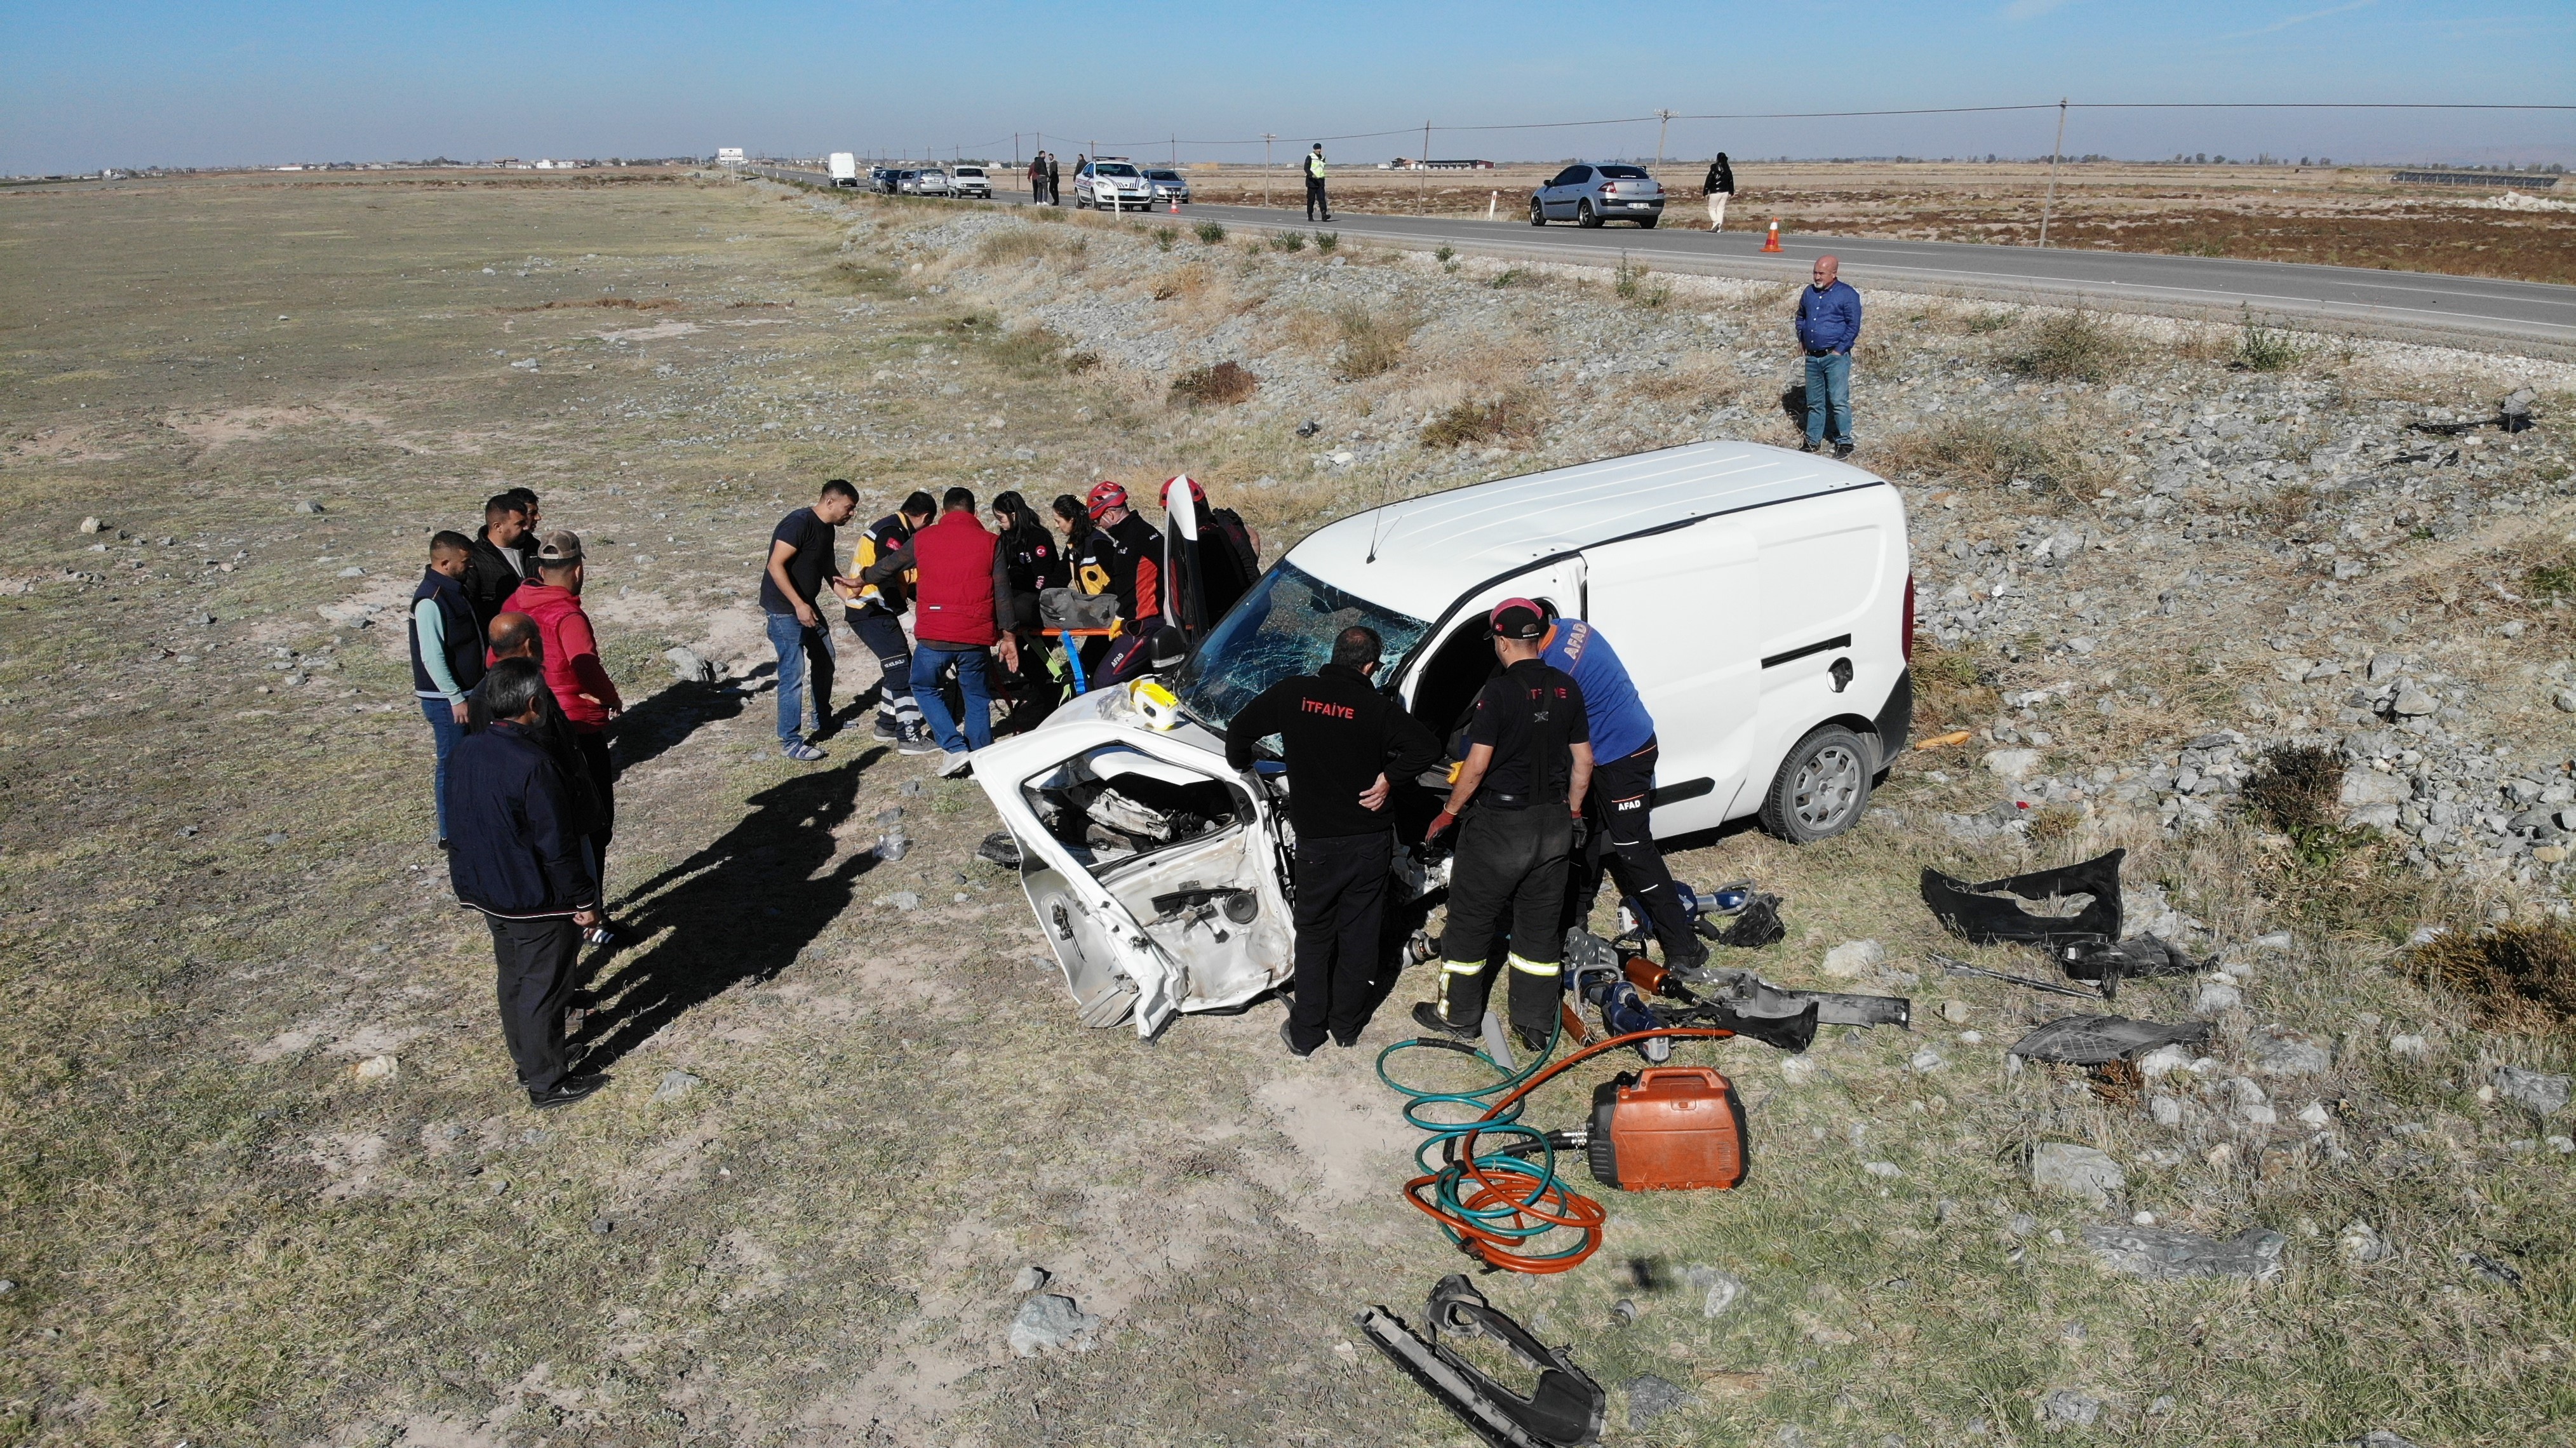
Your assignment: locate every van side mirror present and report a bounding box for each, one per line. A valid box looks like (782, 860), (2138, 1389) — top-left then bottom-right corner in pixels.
(1829, 657), (1853, 694)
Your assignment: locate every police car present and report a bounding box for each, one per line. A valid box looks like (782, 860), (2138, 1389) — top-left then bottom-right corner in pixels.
(973, 445), (1917, 1038)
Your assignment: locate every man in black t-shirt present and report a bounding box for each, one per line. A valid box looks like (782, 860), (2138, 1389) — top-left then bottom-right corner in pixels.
(1226, 624), (1443, 1056)
(1417, 598), (1594, 1050)
(762, 479), (859, 761)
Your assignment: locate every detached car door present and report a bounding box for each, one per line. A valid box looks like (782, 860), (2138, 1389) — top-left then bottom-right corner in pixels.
(972, 718), (1295, 1039)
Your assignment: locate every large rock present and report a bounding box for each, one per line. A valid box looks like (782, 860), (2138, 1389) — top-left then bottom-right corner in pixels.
(2340, 770), (2412, 807)
(2082, 1223), (2286, 1280)
(2389, 688), (2439, 718)
(1008, 1293), (1101, 1357)
(2032, 1142), (2125, 1208)
(664, 645), (716, 684)
(2494, 1066), (2570, 1116)
(2246, 1026), (2331, 1077)
(1820, 939), (1885, 979)
(1983, 748), (2043, 781)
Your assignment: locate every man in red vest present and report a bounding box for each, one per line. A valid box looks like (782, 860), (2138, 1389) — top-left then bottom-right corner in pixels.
(861, 486), (1017, 777)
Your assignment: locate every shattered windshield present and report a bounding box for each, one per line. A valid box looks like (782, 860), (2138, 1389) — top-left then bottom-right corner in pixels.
(1174, 561), (1431, 733)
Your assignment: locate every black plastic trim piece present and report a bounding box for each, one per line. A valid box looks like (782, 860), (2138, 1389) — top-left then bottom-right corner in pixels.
(1761, 634), (1851, 669)
(1649, 777), (1716, 808)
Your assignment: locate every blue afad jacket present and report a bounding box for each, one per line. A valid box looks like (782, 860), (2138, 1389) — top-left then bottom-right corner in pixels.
(1542, 619), (1654, 764)
(1795, 279), (1863, 354)
(446, 721), (599, 918)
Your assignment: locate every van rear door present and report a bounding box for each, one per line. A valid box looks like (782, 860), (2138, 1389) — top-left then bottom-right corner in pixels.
(1581, 520), (1759, 833)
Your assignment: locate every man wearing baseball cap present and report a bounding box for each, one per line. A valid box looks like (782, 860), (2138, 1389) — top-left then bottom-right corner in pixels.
(504, 529), (623, 890)
(1416, 598), (1593, 1051)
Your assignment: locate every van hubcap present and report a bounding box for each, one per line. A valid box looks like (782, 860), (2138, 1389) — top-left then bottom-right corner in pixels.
(1793, 744), (1863, 831)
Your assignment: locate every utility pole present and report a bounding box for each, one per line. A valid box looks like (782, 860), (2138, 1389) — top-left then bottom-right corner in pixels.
(1171, 133), (1177, 168)
(2037, 97), (2068, 248)
(1263, 133), (1275, 208)
(1654, 109), (1673, 170)
(1419, 119), (1432, 214)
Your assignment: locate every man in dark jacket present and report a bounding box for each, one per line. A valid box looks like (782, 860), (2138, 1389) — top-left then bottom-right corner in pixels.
(1703, 152), (1734, 231)
(1794, 254), (1862, 458)
(1227, 626), (1444, 1055)
(1046, 152), (1062, 205)
(462, 493), (532, 628)
(447, 658), (607, 1110)
(412, 532), (486, 848)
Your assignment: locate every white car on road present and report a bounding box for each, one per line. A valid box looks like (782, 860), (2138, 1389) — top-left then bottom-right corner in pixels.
(1075, 160), (1153, 212)
(951, 164), (993, 199)
(974, 445), (1918, 1038)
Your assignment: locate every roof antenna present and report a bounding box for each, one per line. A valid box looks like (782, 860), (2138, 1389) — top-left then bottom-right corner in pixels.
(1364, 466), (1402, 564)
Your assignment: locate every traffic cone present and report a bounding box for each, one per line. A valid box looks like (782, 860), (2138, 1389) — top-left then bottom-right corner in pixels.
(1762, 218), (1782, 253)
(1169, 194), (1180, 215)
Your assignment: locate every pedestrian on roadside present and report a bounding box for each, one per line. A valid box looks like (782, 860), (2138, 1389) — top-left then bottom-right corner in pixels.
(412, 530), (486, 850)
(463, 493), (532, 629)
(1794, 254), (1862, 459)
(1703, 152), (1734, 231)
(839, 490), (937, 753)
(504, 531), (624, 887)
(861, 486), (1018, 776)
(1416, 600), (1593, 1052)
(1045, 152), (1061, 205)
(1305, 144), (1331, 222)
(761, 479), (861, 761)
(446, 657), (607, 1111)
(1226, 625), (1443, 1056)
(990, 490), (1067, 721)
(1028, 154), (1045, 203)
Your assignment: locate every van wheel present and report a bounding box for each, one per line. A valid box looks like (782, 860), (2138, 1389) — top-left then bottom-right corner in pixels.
(1759, 725), (1874, 843)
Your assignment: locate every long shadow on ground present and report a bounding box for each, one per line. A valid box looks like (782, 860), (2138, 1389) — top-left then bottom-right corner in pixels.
(614, 678), (751, 774)
(573, 751), (885, 1072)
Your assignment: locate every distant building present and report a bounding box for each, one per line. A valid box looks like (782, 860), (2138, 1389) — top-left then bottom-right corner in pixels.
(2392, 170), (2556, 189)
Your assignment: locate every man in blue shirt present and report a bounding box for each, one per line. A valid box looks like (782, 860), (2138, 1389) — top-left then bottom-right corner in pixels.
(1541, 607), (1707, 973)
(1794, 254), (1862, 459)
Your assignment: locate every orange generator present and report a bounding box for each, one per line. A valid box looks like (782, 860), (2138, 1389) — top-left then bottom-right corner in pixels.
(1584, 1066), (1748, 1191)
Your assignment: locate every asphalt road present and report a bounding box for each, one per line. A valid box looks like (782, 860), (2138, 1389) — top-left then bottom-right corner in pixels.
(752, 167), (2576, 351)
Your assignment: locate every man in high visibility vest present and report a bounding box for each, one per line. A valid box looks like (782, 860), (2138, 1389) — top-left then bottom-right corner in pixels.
(1305, 144), (1330, 222)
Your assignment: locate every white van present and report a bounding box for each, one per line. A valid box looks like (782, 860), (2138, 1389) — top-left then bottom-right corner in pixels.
(828, 152), (859, 187)
(972, 441), (1915, 1038)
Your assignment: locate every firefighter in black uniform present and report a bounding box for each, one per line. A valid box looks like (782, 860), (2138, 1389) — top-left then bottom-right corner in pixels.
(1225, 625), (1444, 1057)
(836, 490), (937, 751)
(1417, 599), (1593, 1050)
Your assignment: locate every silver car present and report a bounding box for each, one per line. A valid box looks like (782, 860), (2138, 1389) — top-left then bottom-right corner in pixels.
(1143, 168), (1191, 205)
(1529, 163), (1664, 228)
(897, 168), (955, 196)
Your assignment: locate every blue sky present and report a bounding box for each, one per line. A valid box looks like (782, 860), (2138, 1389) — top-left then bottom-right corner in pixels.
(3, 0), (2568, 173)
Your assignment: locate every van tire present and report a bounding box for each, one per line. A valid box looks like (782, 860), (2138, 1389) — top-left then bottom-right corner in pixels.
(1759, 725), (1874, 843)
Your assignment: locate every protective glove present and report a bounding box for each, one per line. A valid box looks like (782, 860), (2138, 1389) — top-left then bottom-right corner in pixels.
(1424, 810), (1457, 843)
(1569, 813), (1589, 852)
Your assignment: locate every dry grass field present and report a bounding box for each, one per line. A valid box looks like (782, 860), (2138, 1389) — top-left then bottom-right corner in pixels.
(2, 169), (2572, 1448)
(1181, 161), (2576, 286)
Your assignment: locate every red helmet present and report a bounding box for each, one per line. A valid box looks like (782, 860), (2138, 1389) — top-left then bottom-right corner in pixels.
(1085, 480), (1127, 518)
(1170, 474), (1206, 505)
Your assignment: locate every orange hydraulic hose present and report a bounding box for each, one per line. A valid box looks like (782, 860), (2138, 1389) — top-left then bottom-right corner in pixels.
(1397, 1028), (1736, 1274)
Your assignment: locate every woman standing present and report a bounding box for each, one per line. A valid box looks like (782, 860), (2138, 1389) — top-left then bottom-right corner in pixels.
(1704, 152), (1735, 231)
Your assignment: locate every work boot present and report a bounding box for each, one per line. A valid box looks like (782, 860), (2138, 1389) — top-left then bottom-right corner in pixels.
(1279, 1018), (1319, 1059)
(896, 721), (941, 756)
(1663, 937), (1711, 977)
(528, 1073), (608, 1111)
(1411, 1001), (1477, 1041)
